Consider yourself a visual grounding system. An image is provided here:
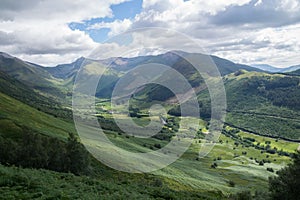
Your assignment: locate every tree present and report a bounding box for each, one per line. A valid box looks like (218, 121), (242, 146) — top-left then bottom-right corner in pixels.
(269, 152), (300, 200)
(66, 133), (90, 175)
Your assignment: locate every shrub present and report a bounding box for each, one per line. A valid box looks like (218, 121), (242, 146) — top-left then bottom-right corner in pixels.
(228, 180), (235, 187)
(267, 168), (274, 173)
(211, 163), (218, 168)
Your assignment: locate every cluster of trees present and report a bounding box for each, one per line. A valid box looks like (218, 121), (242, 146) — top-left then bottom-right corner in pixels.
(265, 87), (300, 110)
(0, 131), (89, 175)
(222, 128), (292, 158)
(244, 76), (300, 110)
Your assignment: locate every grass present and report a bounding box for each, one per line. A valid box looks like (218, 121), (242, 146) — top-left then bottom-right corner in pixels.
(80, 101), (297, 196)
(0, 92), (75, 140)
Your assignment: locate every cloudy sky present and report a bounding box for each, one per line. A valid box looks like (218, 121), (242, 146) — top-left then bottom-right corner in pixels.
(0, 0), (299, 67)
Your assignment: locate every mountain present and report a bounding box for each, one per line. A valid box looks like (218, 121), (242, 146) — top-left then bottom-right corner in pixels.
(280, 64), (300, 73)
(223, 71), (300, 140)
(251, 63), (300, 73)
(251, 64), (281, 72)
(210, 55), (263, 75)
(0, 51), (299, 199)
(44, 51), (262, 98)
(170, 69), (299, 140)
(46, 51), (261, 78)
(0, 70), (72, 119)
(289, 68), (300, 75)
(44, 57), (85, 79)
(0, 52), (53, 86)
(0, 52), (67, 99)
(1, 51), (299, 140)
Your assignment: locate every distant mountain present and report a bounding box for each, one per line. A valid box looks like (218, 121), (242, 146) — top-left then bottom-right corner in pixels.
(251, 64), (281, 72)
(288, 68), (300, 75)
(251, 63), (300, 73)
(45, 51), (261, 78)
(44, 57), (85, 79)
(281, 65), (300, 73)
(39, 51), (261, 98)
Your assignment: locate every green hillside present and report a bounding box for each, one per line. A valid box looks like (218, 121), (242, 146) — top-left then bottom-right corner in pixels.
(0, 71), (72, 119)
(0, 92), (74, 140)
(224, 71), (300, 140)
(0, 52), (68, 100)
(133, 70), (300, 141)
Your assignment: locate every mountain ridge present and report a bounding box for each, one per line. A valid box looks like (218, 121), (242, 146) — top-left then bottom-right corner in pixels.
(251, 63), (300, 73)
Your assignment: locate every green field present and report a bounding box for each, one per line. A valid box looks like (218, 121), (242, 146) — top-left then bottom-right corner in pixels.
(79, 101), (298, 196)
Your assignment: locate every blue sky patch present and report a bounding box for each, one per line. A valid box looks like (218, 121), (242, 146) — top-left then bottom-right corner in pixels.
(68, 0), (142, 43)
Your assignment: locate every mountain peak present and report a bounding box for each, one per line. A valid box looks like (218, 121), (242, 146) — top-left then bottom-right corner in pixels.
(0, 52), (14, 59)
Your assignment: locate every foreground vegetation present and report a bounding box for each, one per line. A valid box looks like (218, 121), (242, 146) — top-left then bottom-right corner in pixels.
(0, 164), (222, 199)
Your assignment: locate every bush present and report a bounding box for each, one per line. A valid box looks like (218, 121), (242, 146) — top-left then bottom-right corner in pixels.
(228, 180), (235, 187)
(267, 168), (274, 173)
(211, 163), (218, 168)
(259, 161), (264, 166)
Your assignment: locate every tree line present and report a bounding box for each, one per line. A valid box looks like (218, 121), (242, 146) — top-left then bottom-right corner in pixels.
(0, 129), (89, 175)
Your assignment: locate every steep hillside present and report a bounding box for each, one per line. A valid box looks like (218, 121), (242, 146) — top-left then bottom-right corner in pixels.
(0, 92), (75, 139)
(0, 52), (53, 86)
(0, 52), (67, 99)
(198, 71), (300, 140)
(0, 71), (72, 119)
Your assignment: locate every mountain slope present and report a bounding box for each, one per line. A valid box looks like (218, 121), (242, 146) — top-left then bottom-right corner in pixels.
(0, 52), (69, 100)
(65, 52), (262, 99)
(45, 57), (85, 79)
(251, 64), (280, 72)
(251, 64), (300, 73)
(210, 55), (263, 75)
(0, 71), (72, 119)
(0, 52), (53, 86)
(288, 68), (300, 75)
(280, 65), (300, 73)
(197, 71), (300, 140)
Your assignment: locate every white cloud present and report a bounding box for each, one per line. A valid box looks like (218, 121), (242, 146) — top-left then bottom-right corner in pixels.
(118, 0), (300, 67)
(88, 18), (132, 37)
(0, 0), (299, 67)
(0, 0), (130, 65)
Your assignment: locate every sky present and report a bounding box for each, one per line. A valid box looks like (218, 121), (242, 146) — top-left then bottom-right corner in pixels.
(0, 0), (299, 67)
